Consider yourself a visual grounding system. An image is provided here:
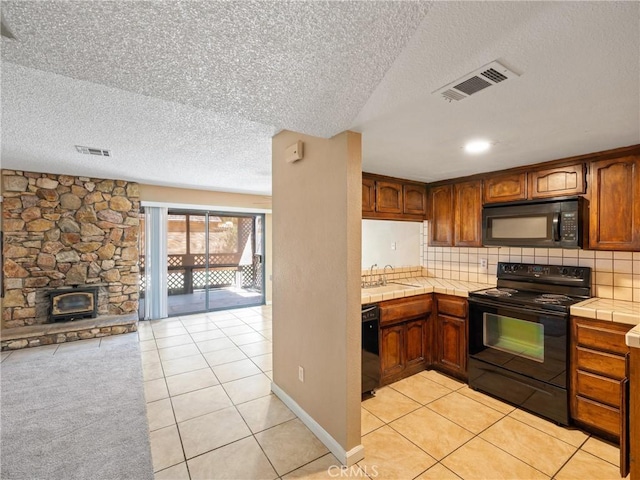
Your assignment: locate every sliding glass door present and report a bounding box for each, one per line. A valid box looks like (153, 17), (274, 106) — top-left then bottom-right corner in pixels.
(140, 209), (265, 318)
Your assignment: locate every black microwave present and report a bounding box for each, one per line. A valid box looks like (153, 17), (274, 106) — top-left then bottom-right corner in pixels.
(482, 197), (586, 248)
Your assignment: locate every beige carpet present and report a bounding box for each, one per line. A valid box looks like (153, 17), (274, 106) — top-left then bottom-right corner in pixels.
(1, 338), (153, 480)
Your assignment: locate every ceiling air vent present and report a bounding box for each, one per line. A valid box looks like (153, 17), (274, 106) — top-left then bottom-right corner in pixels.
(75, 145), (111, 157)
(433, 60), (519, 102)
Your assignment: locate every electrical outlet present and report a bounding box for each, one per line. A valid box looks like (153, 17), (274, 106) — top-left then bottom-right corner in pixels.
(479, 258), (488, 270)
(391, 242), (397, 250)
(298, 366), (304, 382)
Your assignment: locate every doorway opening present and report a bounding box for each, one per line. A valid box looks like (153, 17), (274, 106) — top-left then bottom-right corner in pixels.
(140, 210), (265, 317)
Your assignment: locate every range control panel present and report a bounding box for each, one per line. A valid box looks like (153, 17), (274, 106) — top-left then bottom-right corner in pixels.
(498, 262), (591, 286)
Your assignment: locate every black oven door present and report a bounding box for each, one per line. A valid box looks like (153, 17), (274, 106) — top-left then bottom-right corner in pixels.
(468, 299), (568, 388)
(468, 298), (570, 425)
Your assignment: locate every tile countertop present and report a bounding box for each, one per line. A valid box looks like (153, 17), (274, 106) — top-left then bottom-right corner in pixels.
(570, 298), (640, 349)
(361, 277), (494, 305)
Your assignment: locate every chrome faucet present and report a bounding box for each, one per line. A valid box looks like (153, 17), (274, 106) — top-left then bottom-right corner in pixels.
(369, 264), (378, 286)
(383, 265), (394, 285)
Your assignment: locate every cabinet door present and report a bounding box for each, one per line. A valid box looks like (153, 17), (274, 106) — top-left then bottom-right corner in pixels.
(376, 181), (403, 214)
(627, 349), (638, 479)
(429, 184), (454, 246)
(483, 173), (527, 204)
(529, 163), (586, 199)
(380, 325), (404, 379)
(405, 319), (428, 368)
(589, 156), (640, 250)
(454, 181), (482, 246)
(436, 314), (467, 377)
(403, 184), (427, 216)
(362, 178), (376, 214)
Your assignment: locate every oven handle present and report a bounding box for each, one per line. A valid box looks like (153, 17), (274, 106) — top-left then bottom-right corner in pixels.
(468, 297), (568, 318)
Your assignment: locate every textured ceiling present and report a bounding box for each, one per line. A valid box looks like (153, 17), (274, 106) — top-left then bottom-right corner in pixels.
(1, 0), (428, 137)
(1, 1), (639, 194)
(354, 1), (640, 182)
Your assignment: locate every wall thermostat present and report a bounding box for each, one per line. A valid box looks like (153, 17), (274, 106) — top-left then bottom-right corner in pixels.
(285, 141), (304, 163)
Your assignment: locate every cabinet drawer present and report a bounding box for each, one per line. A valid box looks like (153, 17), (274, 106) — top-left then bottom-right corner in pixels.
(574, 395), (620, 437)
(436, 296), (467, 318)
(576, 346), (626, 380)
(576, 370), (622, 408)
(573, 320), (629, 355)
(380, 296), (432, 325)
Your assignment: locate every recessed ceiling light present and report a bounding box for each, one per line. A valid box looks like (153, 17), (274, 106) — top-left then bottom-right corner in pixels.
(464, 140), (491, 154)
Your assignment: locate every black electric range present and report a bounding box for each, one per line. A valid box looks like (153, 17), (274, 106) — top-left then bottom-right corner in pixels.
(467, 262), (592, 426)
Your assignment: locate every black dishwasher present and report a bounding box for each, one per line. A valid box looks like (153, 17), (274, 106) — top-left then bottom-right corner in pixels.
(362, 304), (380, 395)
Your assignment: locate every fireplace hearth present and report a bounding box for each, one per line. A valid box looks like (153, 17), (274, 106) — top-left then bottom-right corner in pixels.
(48, 287), (99, 322)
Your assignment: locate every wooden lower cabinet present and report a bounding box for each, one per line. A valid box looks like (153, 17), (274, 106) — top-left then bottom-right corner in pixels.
(433, 294), (468, 381)
(405, 319), (428, 368)
(380, 325), (404, 379)
(570, 316), (630, 477)
(630, 347), (640, 480)
(379, 295), (432, 385)
(436, 315), (466, 377)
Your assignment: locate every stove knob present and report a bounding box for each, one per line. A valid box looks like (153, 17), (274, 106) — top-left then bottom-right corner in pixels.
(560, 267), (569, 276)
(572, 268), (581, 278)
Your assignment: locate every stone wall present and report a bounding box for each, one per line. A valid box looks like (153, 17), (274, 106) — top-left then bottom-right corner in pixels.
(2, 170), (140, 328)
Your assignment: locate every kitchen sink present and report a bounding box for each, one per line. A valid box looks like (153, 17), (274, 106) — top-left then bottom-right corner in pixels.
(389, 281), (420, 288)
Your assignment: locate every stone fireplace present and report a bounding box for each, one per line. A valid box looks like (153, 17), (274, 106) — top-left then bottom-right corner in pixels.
(2, 170), (141, 349)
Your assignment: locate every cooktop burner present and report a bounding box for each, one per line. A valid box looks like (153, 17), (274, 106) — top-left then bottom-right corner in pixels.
(483, 288), (518, 297)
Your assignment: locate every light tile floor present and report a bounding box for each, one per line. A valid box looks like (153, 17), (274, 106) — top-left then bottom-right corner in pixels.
(1, 305), (630, 479)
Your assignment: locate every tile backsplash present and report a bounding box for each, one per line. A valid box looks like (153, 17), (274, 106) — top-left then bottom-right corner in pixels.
(420, 222), (640, 302)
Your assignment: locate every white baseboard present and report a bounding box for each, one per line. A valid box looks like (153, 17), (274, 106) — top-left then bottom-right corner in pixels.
(271, 382), (365, 467)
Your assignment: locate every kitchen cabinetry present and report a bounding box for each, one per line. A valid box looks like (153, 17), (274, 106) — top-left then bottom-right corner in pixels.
(483, 172), (527, 204)
(428, 184), (454, 246)
(589, 155), (640, 251)
(433, 294), (468, 380)
(376, 181), (403, 214)
(362, 173), (427, 221)
(404, 184), (428, 216)
(483, 163), (586, 204)
(454, 181), (483, 246)
(630, 347), (640, 479)
(428, 180), (482, 247)
(362, 178), (376, 214)
(570, 316), (630, 476)
(529, 163), (586, 199)
(379, 294), (433, 385)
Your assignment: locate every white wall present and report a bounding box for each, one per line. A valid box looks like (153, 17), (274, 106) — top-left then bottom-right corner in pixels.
(362, 220), (421, 268)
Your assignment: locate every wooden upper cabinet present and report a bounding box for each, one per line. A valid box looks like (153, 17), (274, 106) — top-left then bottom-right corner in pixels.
(376, 181), (403, 214)
(589, 156), (640, 250)
(362, 178), (376, 213)
(483, 172), (527, 204)
(429, 184), (454, 246)
(403, 184), (427, 216)
(362, 173), (427, 221)
(529, 163), (586, 199)
(454, 181), (482, 247)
